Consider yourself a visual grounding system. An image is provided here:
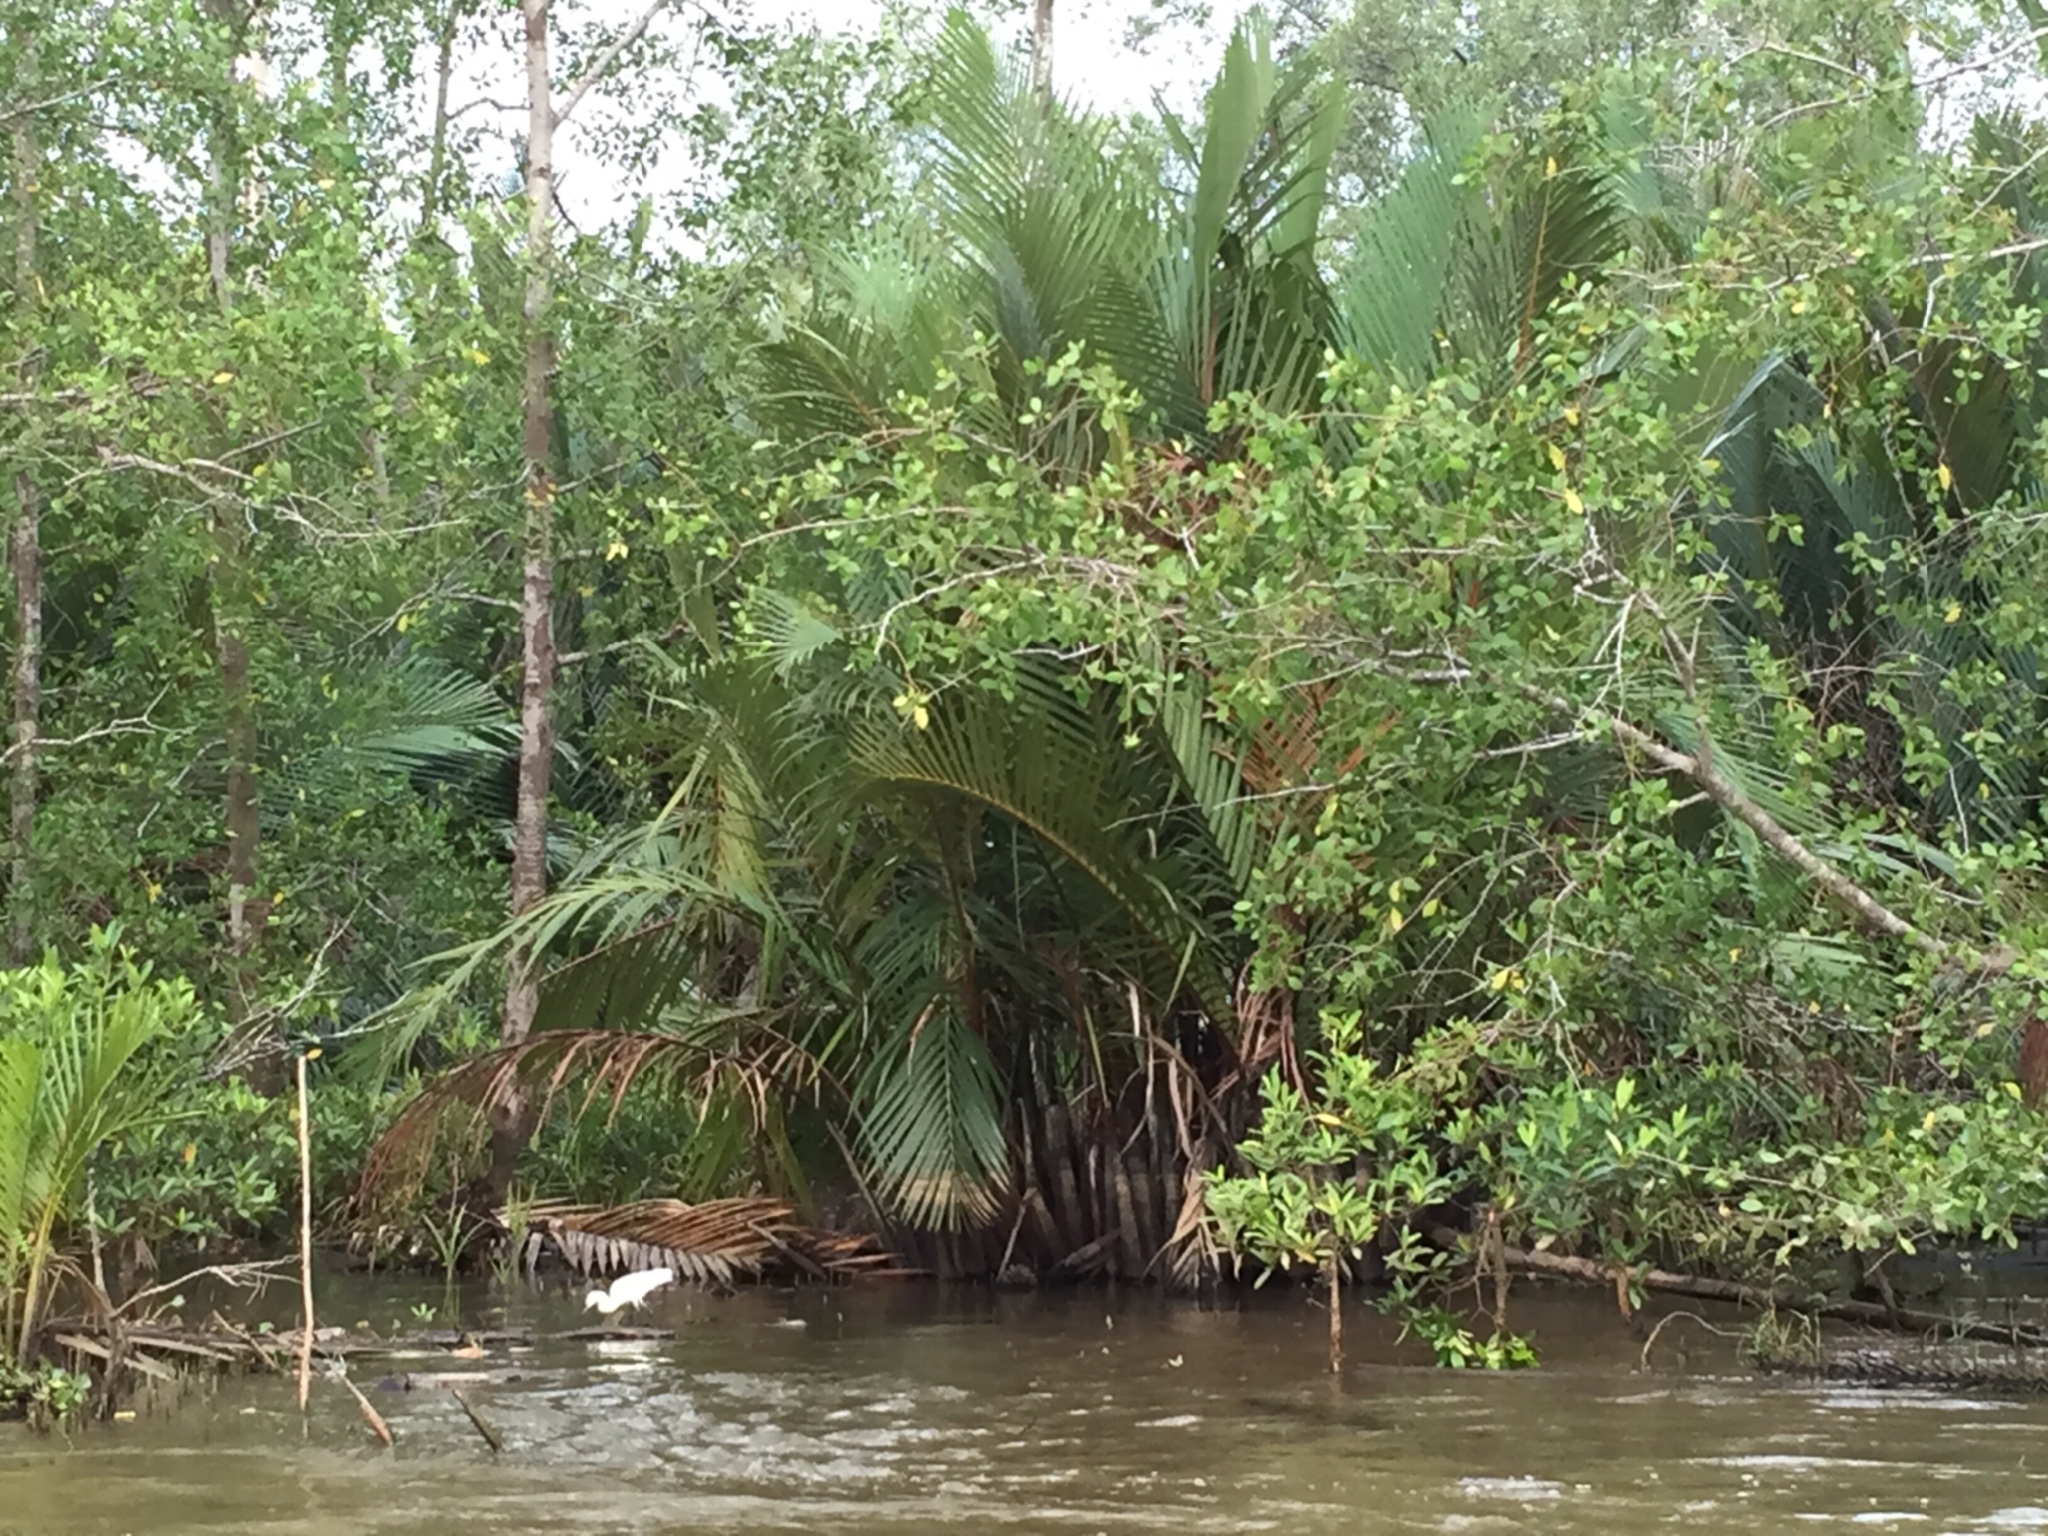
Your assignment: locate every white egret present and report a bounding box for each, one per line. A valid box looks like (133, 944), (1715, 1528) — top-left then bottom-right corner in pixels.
(583, 1267), (676, 1315)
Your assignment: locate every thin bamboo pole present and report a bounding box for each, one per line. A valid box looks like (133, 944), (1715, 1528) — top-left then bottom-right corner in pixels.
(295, 1050), (314, 1412)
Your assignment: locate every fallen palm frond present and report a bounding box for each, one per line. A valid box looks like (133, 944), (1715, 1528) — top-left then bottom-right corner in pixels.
(357, 1023), (821, 1204)
(516, 1196), (893, 1286)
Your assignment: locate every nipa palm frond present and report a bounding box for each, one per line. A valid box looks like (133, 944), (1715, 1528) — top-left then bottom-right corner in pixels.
(854, 1002), (1009, 1231)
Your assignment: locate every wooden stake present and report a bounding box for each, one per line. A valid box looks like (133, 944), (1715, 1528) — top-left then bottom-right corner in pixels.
(295, 1050), (314, 1412)
(1324, 1246), (1342, 1375)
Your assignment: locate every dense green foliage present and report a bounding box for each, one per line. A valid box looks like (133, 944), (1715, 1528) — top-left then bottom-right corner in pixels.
(7, 0), (2048, 1358)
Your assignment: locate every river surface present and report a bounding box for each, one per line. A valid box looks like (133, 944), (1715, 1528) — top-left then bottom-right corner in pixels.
(8, 1274), (2048, 1534)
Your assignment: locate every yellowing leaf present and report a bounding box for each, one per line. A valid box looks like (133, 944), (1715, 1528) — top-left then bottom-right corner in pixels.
(912, 703), (930, 730)
(1922, 1110), (1938, 1133)
(181, 1143), (197, 1165)
(605, 538), (629, 561)
(316, 177), (335, 191)
(395, 612), (413, 633)
(1545, 155), (1558, 178)
(1944, 601), (1962, 624)
(1421, 897), (1441, 918)
(1563, 406), (1579, 427)
(1546, 442), (1566, 471)
(212, 370), (235, 385)
(1562, 487), (1584, 515)
(1937, 461), (1953, 491)
(467, 348), (491, 367)
(1386, 906), (1404, 932)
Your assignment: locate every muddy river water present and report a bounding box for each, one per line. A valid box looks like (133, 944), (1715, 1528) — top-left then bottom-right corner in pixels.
(6, 1276), (2048, 1534)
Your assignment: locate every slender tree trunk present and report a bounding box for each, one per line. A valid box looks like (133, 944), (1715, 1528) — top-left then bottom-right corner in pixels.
(7, 29), (41, 966)
(1030, 0), (1054, 98)
(204, 2), (269, 1052)
(489, 0), (560, 1195)
(421, 0), (465, 231)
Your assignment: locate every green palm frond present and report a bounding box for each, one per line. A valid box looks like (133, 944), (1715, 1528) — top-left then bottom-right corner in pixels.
(0, 938), (196, 1357)
(271, 655), (517, 821)
(856, 1001), (1009, 1230)
(847, 675), (1236, 1013)
(1155, 672), (1262, 893)
(1336, 106), (1487, 378)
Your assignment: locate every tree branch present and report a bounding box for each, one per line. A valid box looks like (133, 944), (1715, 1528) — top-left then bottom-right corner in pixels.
(552, 0), (673, 129)
(1542, 687), (1943, 958)
(0, 689), (171, 766)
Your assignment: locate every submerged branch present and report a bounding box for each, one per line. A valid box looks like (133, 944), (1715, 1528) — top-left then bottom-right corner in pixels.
(1431, 1228), (2048, 1348)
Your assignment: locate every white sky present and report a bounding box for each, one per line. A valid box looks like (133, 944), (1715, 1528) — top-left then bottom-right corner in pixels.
(763, 0), (1241, 113)
(516, 0), (1247, 227)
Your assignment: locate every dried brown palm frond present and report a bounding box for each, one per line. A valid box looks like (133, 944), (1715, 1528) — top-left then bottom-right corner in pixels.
(517, 1197), (892, 1286)
(356, 1022), (825, 1206)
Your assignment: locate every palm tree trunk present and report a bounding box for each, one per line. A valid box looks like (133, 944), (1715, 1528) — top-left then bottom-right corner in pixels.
(7, 26), (41, 967)
(491, 0), (560, 1196)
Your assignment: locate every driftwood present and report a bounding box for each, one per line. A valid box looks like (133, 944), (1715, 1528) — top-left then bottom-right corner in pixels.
(336, 1375), (395, 1447)
(1434, 1227), (2048, 1347)
(450, 1389), (503, 1453)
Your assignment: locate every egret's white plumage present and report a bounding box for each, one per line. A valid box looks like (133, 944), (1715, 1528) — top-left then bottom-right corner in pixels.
(583, 1267), (675, 1315)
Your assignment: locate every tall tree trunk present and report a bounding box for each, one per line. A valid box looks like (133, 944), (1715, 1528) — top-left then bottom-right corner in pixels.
(489, 0), (560, 1195)
(6, 27), (40, 966)
(205, 2), (268, 1056)
(1030, 0), (1054, 98)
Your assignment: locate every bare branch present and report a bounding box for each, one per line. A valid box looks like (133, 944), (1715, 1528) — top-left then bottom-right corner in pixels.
(0, 688), (170, 766)
(0, 76), (117, 125)
(553, 0), (674, 129)
(1540, 685), (1943, 958)
(558, 623), (687, 667)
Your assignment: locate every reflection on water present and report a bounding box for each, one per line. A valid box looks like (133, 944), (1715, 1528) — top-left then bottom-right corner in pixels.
(7, 1277), (2048, 1534)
